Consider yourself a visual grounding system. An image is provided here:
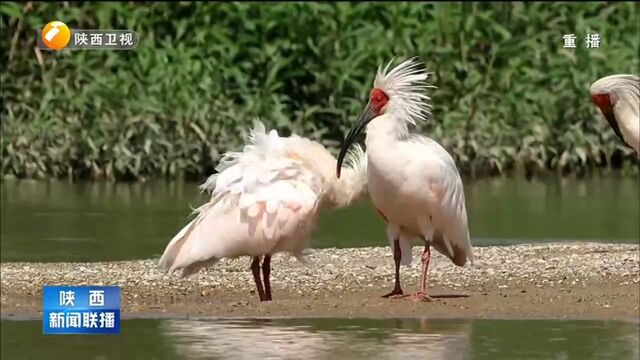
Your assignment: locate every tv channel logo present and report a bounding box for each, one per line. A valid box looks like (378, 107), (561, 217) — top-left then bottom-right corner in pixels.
(41, 21), (71, 50)
(39, 20), (139, 51)
(43, 286), (121, 334)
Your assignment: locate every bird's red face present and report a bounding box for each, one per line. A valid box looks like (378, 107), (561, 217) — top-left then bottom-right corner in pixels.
(370, 88), (389, 116)
(591, 93), (613, 115)
(336, 88), (389, 178)
(592, 92), (626, 143)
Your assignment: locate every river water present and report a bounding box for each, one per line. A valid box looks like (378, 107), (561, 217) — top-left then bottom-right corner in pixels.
(1, 177), (638, 262)
(2, 177), (639, 359)
(1, 317), (639, 359)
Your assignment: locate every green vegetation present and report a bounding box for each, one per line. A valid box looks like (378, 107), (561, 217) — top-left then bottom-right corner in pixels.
(1, 2), (639, 181)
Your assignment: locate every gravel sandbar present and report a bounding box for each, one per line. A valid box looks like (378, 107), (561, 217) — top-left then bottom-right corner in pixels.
(1, 243), (638, 321)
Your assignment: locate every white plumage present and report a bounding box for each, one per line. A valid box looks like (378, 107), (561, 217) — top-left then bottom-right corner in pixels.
(590, 74), (640, 155)
(159, 121), (368, 301)
(337, 58), (473, 300)
(368, 133), (472, 267)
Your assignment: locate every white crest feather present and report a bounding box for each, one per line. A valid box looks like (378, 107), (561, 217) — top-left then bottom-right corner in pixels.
(590, 74), (640, 102)
(374, 57), (436, 127)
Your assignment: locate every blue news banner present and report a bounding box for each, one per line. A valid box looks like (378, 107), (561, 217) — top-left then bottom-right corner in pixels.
(43, 286), (120, 334)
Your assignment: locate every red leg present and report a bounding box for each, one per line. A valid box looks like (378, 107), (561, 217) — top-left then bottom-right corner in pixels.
(262, 255), (272, 301)
(251, 256), (266, 301)
(382, 239), (407, 299)
(414, 244), (433, 302)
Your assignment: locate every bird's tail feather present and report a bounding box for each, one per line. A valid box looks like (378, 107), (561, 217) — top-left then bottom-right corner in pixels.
(387, 235), (413, 267)
(158, 218), (198, 272)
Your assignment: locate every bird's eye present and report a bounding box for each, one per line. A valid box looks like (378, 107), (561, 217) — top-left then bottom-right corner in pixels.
(370, 88), (388, 109)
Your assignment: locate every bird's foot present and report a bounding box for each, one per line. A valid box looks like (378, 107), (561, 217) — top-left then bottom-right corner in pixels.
(411, 292), (433, 302)
(382, 288), (407, 299)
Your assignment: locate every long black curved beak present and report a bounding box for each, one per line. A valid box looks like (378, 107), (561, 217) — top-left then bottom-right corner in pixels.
(336, 102), (376, 178)
(603, 111), (626, 145)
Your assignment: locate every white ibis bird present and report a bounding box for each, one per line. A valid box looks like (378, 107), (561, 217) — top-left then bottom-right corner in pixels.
(336, 58), (473, 301)
(159, 121), (368, 301)
(590, 74), (640, 155)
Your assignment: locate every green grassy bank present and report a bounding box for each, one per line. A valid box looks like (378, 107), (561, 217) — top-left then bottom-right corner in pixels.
(1, 2), (638, 181)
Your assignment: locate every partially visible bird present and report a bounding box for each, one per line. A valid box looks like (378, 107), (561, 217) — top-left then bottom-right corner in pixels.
(336, 58), (473, 301)
(159, 121), (368, 301)
(590, 74), (640, 155)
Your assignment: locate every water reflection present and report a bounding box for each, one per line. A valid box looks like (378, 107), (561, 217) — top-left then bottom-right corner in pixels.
(1, 318), (637, 359)
(164, 320), (333, 359)
(162, 318), (472, 360)
(160, 318), (640, 360)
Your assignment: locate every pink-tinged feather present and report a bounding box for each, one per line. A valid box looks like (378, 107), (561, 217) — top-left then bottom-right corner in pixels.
(158, 120), (369, 281)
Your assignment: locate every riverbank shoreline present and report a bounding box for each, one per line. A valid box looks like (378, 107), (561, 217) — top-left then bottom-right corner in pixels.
(2, 243), (639, 321)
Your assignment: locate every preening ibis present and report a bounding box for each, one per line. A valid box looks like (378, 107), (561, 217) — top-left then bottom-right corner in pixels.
(159, 121), (368, 301)
(336, 58), (473, 301)
(590, 74), (640, 155)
